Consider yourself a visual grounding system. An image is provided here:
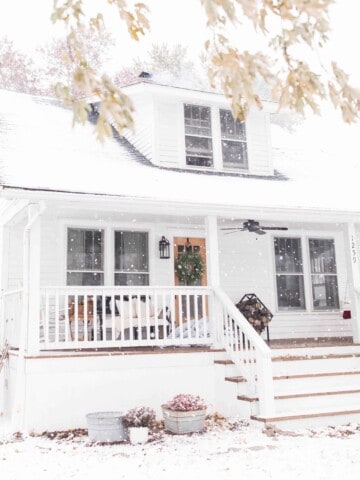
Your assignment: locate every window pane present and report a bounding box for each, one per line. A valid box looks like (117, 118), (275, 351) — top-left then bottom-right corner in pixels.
(67, 272), (104, 286)
(220, 109), (246, 141)
(115, 273), (149, 286)
(184, 104), (211, 136)
(185, 136), (213, 166)
(309, 239), (337, 273)
(312, 274), (339, 310)
(274, 238), (303, 273)
(222, 140), (248, 169)
(114, 231), (149, 272)
(276, 275), (306, 309)
(67, 228), (103, 271)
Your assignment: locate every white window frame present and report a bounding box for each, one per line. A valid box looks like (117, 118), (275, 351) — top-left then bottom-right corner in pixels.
(182, 104), (248, 172)
(66, 227), (105, 286)
(272, 234), (341, 314)
(113, 229), (150, 286)
(184, 104), (213, 168)
(219, 108), (248, 170)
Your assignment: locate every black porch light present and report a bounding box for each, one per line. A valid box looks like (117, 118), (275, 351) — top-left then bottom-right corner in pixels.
(159, 236), (170, 259)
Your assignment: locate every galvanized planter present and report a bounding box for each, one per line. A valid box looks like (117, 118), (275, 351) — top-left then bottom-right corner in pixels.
(86, 411), (127, 443)
(161, 405), (206, 434)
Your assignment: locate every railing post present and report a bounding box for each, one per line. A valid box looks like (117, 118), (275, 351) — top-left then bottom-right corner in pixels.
(255, 351), (275, 418)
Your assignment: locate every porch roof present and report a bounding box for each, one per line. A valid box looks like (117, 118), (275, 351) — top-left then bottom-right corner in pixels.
(0, 89), (359, 216)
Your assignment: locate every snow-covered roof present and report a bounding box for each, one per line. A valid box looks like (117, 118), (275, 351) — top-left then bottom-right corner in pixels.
(1, 88), (360, 215)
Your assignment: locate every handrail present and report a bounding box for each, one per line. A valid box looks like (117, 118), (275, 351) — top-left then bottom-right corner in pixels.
(213, 287), (275, 417)
(213, 287), (271, 355)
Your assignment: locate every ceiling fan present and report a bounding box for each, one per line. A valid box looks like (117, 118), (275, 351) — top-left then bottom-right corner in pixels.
(221, 219), (289, 235)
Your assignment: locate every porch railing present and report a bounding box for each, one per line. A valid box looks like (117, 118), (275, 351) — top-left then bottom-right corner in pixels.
(0, 289), (23, 349)
(40, 286), (212, 349)
(212, 288), (275, 417)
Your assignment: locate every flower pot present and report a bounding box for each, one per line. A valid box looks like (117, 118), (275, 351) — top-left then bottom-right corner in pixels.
(86, 411), (126, 443)
(161, 405), (206, 434)
(128, 426), (149, 444)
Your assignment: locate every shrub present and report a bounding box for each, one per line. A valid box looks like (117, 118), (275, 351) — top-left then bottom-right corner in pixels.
(123, 406), (156, 428)
(165, 393), (207, 412)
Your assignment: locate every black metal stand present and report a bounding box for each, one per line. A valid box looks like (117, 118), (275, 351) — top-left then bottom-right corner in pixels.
(235, 293), (273, 343)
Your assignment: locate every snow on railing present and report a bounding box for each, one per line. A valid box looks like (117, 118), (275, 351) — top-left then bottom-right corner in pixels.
(212, 287), (275, 418)
(0, 289), (23, 349)
(40, 286), (212, 349)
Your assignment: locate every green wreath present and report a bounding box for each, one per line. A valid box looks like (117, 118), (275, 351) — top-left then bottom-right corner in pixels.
(175, 252), (204, 285)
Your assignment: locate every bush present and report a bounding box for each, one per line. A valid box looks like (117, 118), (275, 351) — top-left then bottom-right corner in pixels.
(165, 393), (207, 412)
(123, 406), (156, 428)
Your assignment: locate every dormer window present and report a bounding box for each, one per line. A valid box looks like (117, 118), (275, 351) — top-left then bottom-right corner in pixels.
(184, 104), (213, 167)
(183, 104), (248, 171)
(220, 109), (248, 170)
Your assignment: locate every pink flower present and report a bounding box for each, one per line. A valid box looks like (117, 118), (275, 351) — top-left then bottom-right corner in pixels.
(165, 393), (207, 411)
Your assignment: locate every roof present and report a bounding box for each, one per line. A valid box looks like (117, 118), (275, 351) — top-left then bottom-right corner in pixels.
(1, 89), (360, 214)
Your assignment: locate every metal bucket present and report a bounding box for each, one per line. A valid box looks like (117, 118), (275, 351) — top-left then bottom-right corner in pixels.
(86, 411), (126, 443)
(162, 406), (206, 434)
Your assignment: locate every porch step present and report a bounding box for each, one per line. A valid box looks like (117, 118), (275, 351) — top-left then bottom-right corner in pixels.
(216, 344), (360, 428)
(251, 407), (360, 429)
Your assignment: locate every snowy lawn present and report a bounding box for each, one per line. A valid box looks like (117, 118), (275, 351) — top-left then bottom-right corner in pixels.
(1, 416), (360, 480)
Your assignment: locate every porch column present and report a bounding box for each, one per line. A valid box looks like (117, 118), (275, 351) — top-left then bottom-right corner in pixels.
(12, 203), (44, 432)
(344, 223), (360, 342)
(22, 203), (43, 355)
(205, 216), (220, 286)
(205, 216), (222, 347)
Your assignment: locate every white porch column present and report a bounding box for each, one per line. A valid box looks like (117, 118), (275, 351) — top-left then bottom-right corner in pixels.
(23, 204), (43, 355)
(12, 203), (44, 432)
(205, 215), (220, 287)
(205, 215), (222, 347)
(345, 223), (360, 342)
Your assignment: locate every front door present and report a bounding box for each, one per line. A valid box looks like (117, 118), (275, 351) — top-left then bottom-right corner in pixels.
(173, 237), (207, 323)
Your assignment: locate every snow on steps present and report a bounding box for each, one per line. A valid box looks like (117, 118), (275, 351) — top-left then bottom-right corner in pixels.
(215, 344), (360, 429)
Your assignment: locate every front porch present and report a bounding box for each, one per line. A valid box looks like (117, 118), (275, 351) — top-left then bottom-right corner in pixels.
(2, 198), (360, 431)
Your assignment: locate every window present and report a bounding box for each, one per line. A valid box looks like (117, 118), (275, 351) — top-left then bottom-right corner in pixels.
(67, 228), (104, 285)
(184, 104), (213, 167)
(274, 237), (305, 310)
(309, 239), (339, 310)
(220, 109), (248, 169)
(114, 231), (149, 286)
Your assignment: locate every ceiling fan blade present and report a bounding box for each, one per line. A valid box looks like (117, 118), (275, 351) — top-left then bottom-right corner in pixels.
(256, 229), (267, 235)
(261, 227), (288, 231)
(221, 227), (246, 231)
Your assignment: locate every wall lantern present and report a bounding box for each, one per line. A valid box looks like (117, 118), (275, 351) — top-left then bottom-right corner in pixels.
(159, 236), (170, 259)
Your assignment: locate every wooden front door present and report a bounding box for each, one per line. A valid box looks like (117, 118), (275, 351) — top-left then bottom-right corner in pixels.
(173, 237), (207, 286)
(173, 237), (207, 323)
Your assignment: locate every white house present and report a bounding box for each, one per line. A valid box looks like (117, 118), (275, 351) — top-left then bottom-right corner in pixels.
(1, 79), (360, 432)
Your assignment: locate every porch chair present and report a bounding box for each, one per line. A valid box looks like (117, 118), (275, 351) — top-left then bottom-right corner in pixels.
(96, 295), (171, 340)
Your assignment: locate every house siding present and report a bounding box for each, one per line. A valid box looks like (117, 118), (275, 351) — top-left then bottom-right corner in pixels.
(218, 229), (352, 340)
(7, 221), (24, 290)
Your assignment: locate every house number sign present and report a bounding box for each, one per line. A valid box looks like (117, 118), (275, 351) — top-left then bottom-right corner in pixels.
(351, 234), (358, 265)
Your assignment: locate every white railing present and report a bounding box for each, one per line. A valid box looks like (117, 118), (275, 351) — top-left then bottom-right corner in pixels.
(40, 286), (212, 349)
(0, 289), (23, 349)
(213, 288), (275, 417)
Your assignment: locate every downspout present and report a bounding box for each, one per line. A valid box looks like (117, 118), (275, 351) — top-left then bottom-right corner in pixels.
(12, 201), (46, 432)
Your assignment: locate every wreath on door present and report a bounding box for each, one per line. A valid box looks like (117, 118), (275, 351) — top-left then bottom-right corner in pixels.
(175, 252), (204, 285)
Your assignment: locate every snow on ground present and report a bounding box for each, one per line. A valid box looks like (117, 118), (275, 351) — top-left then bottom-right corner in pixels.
(1, 417), (360, 480)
